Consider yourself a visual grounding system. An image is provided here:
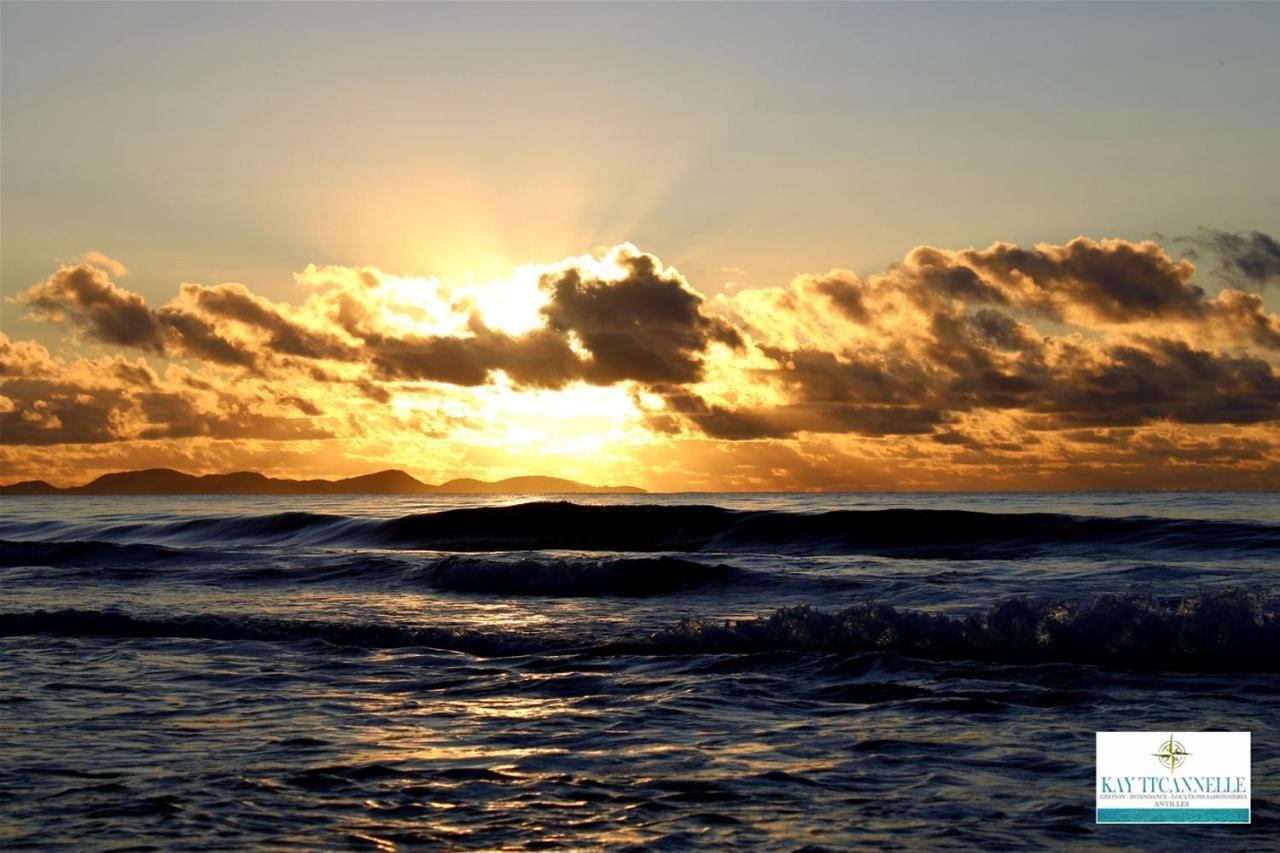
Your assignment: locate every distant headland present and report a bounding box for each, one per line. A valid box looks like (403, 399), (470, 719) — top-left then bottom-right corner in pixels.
(0, 468), (646, 496)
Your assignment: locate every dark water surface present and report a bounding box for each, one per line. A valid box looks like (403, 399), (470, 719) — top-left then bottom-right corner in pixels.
(1, 492), (1276, 849)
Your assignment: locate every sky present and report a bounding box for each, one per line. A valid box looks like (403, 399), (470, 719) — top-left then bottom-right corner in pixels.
(2, 1), (1278, 490)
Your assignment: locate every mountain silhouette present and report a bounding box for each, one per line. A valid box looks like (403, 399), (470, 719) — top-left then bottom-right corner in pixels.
(0, 468), (645, 496)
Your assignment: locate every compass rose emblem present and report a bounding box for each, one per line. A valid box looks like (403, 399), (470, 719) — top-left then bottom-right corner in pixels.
(1153, 735), (1190, 772)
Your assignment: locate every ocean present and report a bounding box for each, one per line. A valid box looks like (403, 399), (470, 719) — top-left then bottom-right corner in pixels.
(1, 492), (1276, 848)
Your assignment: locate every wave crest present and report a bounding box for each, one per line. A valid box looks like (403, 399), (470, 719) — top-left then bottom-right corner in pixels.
(2, 589), (1274, 671)
(3, 503), (1276, 557)
(626, 588), (1277, 670)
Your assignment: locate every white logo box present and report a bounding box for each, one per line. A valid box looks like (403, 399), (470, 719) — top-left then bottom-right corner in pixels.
(1096, 731), (1250, 824)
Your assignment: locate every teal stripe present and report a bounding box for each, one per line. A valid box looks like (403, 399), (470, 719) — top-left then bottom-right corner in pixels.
(1097, 808), (1249, 824)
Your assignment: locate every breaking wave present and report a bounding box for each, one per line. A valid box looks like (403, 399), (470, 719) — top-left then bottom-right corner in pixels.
(622, 587), (1279, 671)
(3, 589), (1274, 671)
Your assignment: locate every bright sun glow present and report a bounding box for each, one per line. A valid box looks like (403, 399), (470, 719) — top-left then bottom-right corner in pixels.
(465, 266), (552, 335)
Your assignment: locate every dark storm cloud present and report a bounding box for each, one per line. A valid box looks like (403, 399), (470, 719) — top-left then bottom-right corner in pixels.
(363, 322), (582, 388)
(0, 378), (121, 445)
(540, 252), (743, 385)
(806, 271), (871, 324)
(278, 395), (322, 416)
(966, 309), (1041, 352)
(947, 238), (1206, 321)
(657, 389), (946, 441)
(354, 333), (488, 386)
(155, 307), (258, 369)
(17, 264), (166, 350)
(906, 248), (1011, 306)
(924, 312), (1047, 410)
(653, 235), (1280, 442)
(179, 283), (354, 360)
(658, 392), (795, 440)
(932, 430), (980, 448)
(13, 263), (259, 368)
(111, 359), (159, 389)
(759, 345), (932, 407)
(929, 317), (1280, 431)
(0, 374), (331, 447)
(662, 320), (1280, 442)
(1184, 229), (1280, 287)
(1026, 339), (1280, 429)
(354, 380), (392, 403)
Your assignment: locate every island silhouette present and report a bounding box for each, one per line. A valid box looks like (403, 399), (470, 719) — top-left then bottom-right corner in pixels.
(0, 468), (645, 496)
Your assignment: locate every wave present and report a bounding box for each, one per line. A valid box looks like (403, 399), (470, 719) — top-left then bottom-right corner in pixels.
(372, 504), (1280, 557)
(282, 553), (746, 596)
(618, 587), (1279, 671)
(2, 589), (1274, 671)
(2, 503), (1276, 558)
(377, 555), (740, 596)
(1, 543), (744, 597)
(0, 609), (552, 657)
(0, 539), (216, 568)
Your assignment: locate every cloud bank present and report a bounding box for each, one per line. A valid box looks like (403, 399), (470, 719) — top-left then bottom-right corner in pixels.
(3, 235), (1278, 489)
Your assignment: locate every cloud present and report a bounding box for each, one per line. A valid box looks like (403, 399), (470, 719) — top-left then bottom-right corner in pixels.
(13, 263), (258, 368)
(176, 282), (353, 361)
(1022, 338), (1280, 429)
(0, 333), (328, 447)
(4, 235), (1279, 488)
(1182, 229), (1280, 288)
(17, 264), (166, 351)
(659, 391), (947, 440)
(0, 377), (121, 445)
(82, 251), (129, 278)
(668, 236), (1280, 440)
(362, 322), (581, 387)
(803, 271), (871, 324)
(539, 249), (743, 384)
(155, 306), (258, 369)
(13, 246), (739, 394)
(660, 334), (1280, 440)
(942, 238), (1206, 322)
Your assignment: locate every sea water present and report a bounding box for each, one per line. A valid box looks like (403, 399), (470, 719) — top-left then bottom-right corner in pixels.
(1, 492), (1276, 848)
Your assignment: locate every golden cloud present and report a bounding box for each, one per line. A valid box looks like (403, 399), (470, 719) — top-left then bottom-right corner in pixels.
(4, 236), (1279, 489)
